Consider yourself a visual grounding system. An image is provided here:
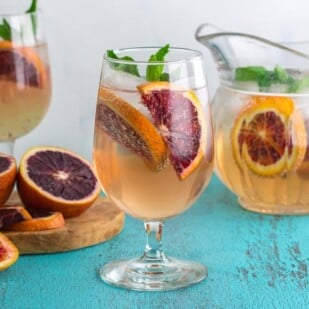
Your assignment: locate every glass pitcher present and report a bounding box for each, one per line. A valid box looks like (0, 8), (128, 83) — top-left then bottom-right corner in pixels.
(196, 23), (309, 214)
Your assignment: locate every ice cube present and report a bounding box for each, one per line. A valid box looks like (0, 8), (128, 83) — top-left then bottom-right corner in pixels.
(102, 65), (145, 91)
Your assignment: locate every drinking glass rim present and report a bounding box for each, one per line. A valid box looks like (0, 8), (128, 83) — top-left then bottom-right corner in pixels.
(0, 10), (42, 19)
(103, 46), (203, 65)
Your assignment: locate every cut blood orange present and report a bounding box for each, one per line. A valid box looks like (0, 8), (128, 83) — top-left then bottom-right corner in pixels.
(0, 40), (47, 87)
(137, 81), (207, 180)
(96, 87), (167, 171)
(17, 146), (101, 218)
(0, 153), (17, 205)
(231, 96), (307, 176)
(4, 209), (65, 232)
(0, 232), (18, 271)
(0, 206), (32, 229)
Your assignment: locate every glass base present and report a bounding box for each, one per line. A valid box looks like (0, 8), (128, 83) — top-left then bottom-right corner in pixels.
(99, 255), (207, 291)
(239, 197), (309, 215)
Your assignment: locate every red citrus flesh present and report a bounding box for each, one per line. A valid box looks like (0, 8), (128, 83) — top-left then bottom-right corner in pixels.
(17, 146), (101, 218)
(0, 206), (32, 229)
(232, 96), (306, 176)
(0, 232), (18, 271)
(137, 81), (207, 180)
(4, 210), (65, 232)
(96, 87), (167, 171)
(0, 153), (17, 205)
(0, 40), (47, 88)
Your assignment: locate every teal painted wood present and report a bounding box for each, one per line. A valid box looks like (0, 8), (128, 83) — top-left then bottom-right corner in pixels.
(1, 175), (309, 309)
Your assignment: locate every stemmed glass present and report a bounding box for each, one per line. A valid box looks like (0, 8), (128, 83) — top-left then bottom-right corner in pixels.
(93, 47), (214, 291)
(0, 10), (51, 155)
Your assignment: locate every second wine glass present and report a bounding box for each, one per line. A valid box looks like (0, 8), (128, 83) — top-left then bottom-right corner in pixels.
(0, 10), (51, 155)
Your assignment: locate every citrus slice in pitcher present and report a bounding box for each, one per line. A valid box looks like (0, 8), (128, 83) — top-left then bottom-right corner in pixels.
(231, 96), (306, 176)
(96, 87), (167, 171)
(138, 81), (207, 180)
(0, 40), (47, 87)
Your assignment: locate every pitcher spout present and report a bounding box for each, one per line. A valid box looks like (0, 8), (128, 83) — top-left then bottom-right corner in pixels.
(195, 23), (309, 92)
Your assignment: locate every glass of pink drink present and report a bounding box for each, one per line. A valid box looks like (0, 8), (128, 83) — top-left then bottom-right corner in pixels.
(93, 46), (214, 291)
(0, 10), (51, 154)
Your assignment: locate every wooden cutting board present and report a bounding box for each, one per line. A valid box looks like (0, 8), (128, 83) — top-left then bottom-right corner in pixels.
(3, 194), (125, 255)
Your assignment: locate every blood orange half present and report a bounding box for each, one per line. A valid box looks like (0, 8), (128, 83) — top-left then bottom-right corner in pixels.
(0, 232), (18, 271)
(0, 153), (17, 205)
(0, 40), (47, 88)
(96, 87), (167, 171)
(231, 96), (306, 176)
(17, 146), (101, 218)
(137, 81), (207, 180)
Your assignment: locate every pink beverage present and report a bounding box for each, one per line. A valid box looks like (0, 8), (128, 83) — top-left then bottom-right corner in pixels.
(93, 85), (213, 221)
(0, 42), (51, 141)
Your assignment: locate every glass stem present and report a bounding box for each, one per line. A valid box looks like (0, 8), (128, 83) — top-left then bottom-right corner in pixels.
(0, 140), (15, 156)
(142, 221), (165, 262)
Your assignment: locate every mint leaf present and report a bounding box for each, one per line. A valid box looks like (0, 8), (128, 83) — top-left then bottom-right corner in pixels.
(0, 18), (12, 41)
(107, 50), (140, 77)
(146, 44), (170, 81)
(235, 66), (267, 81)
(235, 65), (309, 93)
(26, 0), (37, 13)
(26, 0), (38, 36)
(0, 0), (37, 41)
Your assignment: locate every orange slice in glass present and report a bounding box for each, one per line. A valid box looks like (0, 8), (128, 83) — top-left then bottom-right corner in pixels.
(231, 96), (307, 176)
(96, 87), (167, 171)
(138, 81), (207, 180)
(0, 40), (47, 87)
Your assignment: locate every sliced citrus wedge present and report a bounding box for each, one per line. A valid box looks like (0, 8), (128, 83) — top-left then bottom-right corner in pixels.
(0, 40), (47, 87)
(137, 81), (207, 180)
(0, 206), (32, 229)
(4, 210), (65, 232)
(17, 146), (101, 218)
(231, 96), (306, 176)
(0, 153), (17, 205)
(0, 232), (18, 271)
(96, 87), (167, 171)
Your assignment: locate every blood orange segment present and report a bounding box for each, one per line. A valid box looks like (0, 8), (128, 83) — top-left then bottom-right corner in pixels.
(4, 210), (65, 232)
(137, 81), (207, 180)
(0, 232), (18, 271)
(231, 96), (307, 176)
(0, 40), (47, 88)
(0, 206), (32, 229)
(96, 87), (167, 171)
(0, 154), (17, 205)
(17, 146), (101, 218)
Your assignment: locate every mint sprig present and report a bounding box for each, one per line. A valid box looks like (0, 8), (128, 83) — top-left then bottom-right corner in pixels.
(107, 44), (171, 82)
(26, 0), (37, 13)
(0, 0), (38, 41)
(146, 44), (170, 81)
(235, 65), (308, 93)
(0, 19), (12, 41)
(107, 50), (140, 77)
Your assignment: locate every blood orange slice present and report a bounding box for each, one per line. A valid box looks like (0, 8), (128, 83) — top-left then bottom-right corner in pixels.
(0, 206), (32, 229)
(0, 154), (17, 205)
(4, 209), (65, 232)
(0, 232), (18, 271)
(137, 81), (207, 180)
(231, 96), (306, 176)
(96, 87), (167, 171)
(0, 40), (47, 87)
(17, 146), (101, 218)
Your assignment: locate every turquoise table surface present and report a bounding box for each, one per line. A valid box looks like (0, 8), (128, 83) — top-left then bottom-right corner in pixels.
(1, 175), (309, 309)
